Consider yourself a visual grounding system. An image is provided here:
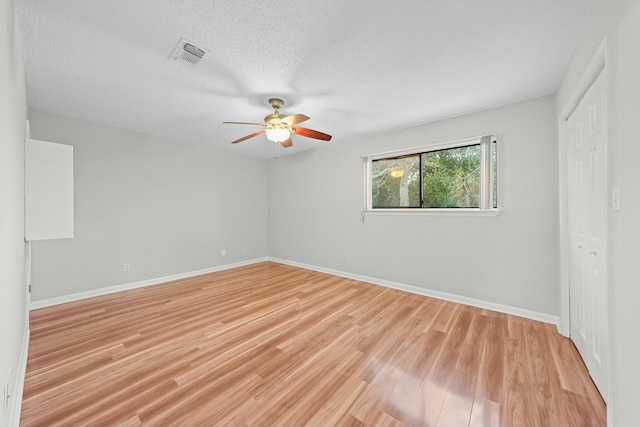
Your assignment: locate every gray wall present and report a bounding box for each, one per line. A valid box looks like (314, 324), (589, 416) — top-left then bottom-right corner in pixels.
(28, 110), (269, 301)
(556, 0), (640, 424)
(0, 0), (27, 426)
(269, 95), (559, 316)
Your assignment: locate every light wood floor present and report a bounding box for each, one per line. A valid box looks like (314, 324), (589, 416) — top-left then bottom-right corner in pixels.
(21, 262), (605, 427)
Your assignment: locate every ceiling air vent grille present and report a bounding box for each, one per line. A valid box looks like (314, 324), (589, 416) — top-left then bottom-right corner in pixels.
(181, 43), (205, 64)
(171, 38), (209, 66)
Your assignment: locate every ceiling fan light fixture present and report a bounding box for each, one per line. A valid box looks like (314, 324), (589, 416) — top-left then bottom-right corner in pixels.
(265, 128), (291, 143)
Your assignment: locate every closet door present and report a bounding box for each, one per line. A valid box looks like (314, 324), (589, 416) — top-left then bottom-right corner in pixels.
(565, 69), (607, 401)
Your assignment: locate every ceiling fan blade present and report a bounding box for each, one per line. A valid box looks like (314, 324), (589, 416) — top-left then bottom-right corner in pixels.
(293, 127), (332, 141)
(280, 137), (293, 148)
(281, 114), (310, 126)
(223, 121), (266, 126)
(231, 130), (265, 144)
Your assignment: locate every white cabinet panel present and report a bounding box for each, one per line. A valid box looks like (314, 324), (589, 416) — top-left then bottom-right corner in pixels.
(25, 138), (74, 240)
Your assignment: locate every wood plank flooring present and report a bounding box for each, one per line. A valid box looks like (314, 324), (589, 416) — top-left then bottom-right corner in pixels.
(20, 262), (605, 426)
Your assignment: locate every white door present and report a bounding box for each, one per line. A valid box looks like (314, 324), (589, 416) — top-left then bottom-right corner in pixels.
(565, 69), (608, 401)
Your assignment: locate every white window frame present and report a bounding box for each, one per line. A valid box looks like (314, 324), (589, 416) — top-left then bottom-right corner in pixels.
(362, 134), (499, 216)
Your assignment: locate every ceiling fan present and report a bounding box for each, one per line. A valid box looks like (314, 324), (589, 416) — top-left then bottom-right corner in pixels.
(223, 98), (332, 148)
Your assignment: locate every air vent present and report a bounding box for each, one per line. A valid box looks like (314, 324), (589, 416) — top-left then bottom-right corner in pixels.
(171, 38), (209, 66)
(181, 43), (205, 64)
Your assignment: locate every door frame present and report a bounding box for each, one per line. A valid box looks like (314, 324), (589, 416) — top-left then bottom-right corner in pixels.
(557, 36), (610, 400)
(25, 119), (32, 314)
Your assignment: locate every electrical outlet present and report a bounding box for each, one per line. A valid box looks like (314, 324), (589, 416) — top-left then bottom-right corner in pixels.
(243, 246), (248, 253)
(221, 250), (226, 257)
(346, 254), (352, 262)
(123, 263), (130, 272)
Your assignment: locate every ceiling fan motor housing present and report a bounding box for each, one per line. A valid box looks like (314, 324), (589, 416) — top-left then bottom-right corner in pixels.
(264, 112), (286, 126)
(265, 98), (287, 127)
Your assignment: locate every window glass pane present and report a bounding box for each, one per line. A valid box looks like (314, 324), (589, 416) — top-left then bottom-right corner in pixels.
(422, 144), (481, 208)
(492, 141), (498, 208)
(372, 155), (420, 208)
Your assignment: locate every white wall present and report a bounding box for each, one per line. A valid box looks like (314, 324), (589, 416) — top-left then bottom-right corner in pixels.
(269, 95), (559, 317)
(28, 110), (269, 301)
(556, 0), (640, 425)
(0, 0), (27, 426)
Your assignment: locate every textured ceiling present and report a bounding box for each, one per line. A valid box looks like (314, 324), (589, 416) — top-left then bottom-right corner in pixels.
(18, 0), (595, 158)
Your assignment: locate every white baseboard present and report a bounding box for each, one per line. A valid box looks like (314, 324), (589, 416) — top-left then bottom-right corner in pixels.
(30, 258), (268, 310)
(9, 323), (29, 427)
(29, 255), (559, 327)
(269, 257), (560, 326)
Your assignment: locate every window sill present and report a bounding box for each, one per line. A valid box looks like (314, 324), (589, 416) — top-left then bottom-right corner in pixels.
(362, 208), (501, 217)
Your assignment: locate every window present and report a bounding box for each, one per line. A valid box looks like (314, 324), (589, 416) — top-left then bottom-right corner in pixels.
(364, 135), (497, 213)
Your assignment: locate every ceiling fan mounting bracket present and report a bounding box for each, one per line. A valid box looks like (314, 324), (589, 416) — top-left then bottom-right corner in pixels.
(268, 98), (285, 110)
